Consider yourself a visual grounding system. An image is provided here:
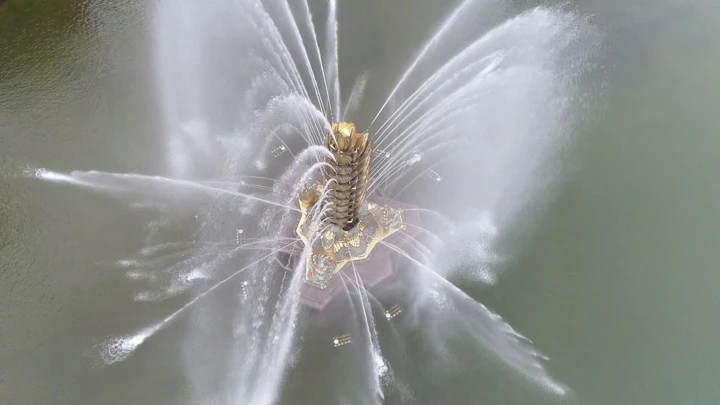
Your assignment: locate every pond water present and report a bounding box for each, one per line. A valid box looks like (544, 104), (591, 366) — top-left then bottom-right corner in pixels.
(2, 0), (719, 404)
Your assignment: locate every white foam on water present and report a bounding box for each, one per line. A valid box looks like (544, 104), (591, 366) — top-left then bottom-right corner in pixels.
(97, 323), (163, 365)
(116, 259), (139, 268)
(125, 270), (156, 281)
(33, 168), (102, 189)
(181, 268), (210, 284)
(374, 352), (389, 378)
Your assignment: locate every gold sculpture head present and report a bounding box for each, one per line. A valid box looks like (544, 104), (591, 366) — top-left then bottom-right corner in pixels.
(328, 122), (368, 154)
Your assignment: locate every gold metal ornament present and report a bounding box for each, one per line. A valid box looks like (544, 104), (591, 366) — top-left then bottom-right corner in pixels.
(295, 122), (405, 289)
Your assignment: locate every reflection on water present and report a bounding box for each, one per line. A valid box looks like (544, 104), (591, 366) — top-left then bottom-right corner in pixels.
(2, 0), (720, 404)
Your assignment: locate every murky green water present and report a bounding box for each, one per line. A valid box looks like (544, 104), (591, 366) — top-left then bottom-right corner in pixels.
(2, 0), (720, 404)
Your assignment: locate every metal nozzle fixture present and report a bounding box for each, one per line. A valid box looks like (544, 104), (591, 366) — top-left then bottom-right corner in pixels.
(324, 122), (371, 231)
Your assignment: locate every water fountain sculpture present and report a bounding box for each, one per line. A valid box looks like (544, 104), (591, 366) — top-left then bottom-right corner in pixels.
(287, 121), (422, 310)
(26, 0), (602, 403)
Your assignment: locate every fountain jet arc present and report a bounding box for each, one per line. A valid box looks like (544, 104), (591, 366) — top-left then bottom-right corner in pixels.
(292, 122), (421, 310)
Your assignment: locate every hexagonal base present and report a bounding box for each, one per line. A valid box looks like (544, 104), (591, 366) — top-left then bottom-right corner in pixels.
(285, 197), (422, 311)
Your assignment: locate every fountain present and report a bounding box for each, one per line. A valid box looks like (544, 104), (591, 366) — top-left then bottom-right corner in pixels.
(29, 0), (602, 404)
(280, 121), (423, 310)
